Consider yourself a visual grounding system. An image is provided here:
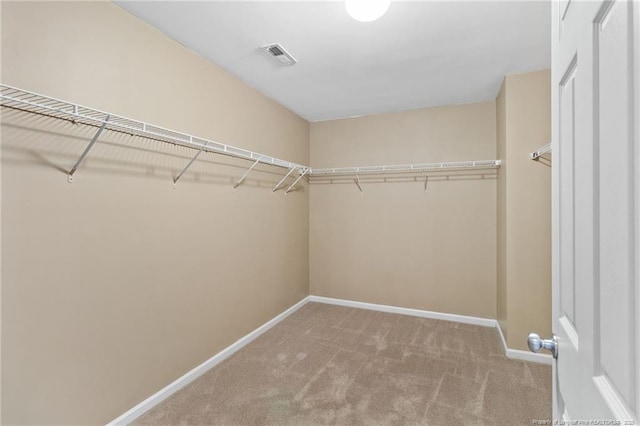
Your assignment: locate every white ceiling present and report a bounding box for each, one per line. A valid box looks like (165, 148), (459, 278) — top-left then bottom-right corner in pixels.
(116, 1), (550, 122)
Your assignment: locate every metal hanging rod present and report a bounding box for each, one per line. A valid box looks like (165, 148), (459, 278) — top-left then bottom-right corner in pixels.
(308, 160), (502, 177)
(530, 143), (551, 160)
(0, 84), (307, 179)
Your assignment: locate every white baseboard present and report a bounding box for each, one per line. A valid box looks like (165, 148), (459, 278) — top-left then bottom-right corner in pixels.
(307, 295), (497, 327)
(495, 319), (552, 365)
(109, 294), (551, 424)
(505, 348), (552, 365)
(309, 295), (552, 365)
(106, 296), (309, 425)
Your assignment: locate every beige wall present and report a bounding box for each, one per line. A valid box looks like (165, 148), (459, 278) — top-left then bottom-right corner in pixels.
(309, 102), (497, 319)
(1, 2), (309, 424)
(496, 70), (552, 351)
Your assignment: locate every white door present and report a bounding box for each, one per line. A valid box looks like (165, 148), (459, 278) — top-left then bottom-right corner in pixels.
(551, 0), (639, 422)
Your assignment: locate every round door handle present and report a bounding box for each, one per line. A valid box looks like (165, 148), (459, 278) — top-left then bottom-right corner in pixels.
(527, 332), (558, 359)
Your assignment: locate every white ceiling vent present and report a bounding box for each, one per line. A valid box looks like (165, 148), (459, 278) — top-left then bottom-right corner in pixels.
(261, 43), (297, 66)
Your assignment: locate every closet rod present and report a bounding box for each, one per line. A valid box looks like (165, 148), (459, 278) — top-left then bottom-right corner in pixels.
(0, 84), (307, 178)
(530, 143), (551, 160)
(308, 160), (502, 177)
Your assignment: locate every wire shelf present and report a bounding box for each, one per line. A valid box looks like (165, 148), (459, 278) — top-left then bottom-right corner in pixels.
(309, 160), (501, 177)
(1, 83), (503, 186)
(0, 84), (308, 172)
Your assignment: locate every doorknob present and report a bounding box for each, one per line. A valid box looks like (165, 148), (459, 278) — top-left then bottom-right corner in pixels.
(527, 333), (558, 359)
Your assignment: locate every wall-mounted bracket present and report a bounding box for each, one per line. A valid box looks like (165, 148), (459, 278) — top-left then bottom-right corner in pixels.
(530, 143), (551, 160)
(272, 167), (297, 192)
(233, 158), (261, 189)
(173, 139), (208, 187)
(424, 175), (428, 192)
(354, 173), (363, 193)
(285, 168), (309, 194)
(67, 114), (110, 182)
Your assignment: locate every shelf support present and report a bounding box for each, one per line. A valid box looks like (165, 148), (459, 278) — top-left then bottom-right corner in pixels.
(272, 167), (296, 192)
(174, 141), (208, 186)
(285, 168), (309, 194)
(354, 173), (363, 193)
(233, 158), (261, 189)
(424, 176), (428, 192)
(530, 143), (551, 160)
(68, 115), (110, 182)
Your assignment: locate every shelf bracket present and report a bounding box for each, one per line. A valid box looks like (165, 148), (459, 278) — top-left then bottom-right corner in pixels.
(424, 176), (428, 192)
(173, 141), (208, 187)
(530, 143), (551, 161)
(285, 168), (309, 194)
(272, 167), (296, 192)
(233, 158), (262, 189)
(67, 114), (110, 182)
(354, 173), (363, 193)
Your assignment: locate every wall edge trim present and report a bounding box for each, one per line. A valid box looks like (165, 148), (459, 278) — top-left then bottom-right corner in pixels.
(106, 296), (310, 425)
(307, 295), (496, 327)
(494, 317), (553, 365)
(505, 347), (553, 365)
(311, 295), (552, 365)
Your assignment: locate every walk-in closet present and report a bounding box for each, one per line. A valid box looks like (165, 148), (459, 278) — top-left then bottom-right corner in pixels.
(2, 1), (638, 425)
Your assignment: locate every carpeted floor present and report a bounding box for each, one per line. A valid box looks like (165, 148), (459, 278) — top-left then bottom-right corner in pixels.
(134, 302), (551, 425)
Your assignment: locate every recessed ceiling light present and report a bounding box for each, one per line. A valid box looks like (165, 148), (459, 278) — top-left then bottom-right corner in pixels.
(345, 0), (391, 22)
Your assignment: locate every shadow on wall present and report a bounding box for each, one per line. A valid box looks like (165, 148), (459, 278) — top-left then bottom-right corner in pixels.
(532, 157), (551, 168)
(1, 107), (306, 192)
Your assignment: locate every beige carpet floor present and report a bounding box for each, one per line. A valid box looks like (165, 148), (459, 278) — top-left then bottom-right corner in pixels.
(134, 302), (551, 425)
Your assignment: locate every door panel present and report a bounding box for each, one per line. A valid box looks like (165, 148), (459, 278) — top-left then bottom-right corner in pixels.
(552, 0), (639, 422)
(596, 0), (636, 412)
(559, 58), (577, 331)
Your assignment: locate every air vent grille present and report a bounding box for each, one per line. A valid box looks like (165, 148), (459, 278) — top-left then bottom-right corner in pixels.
(261, 43), (297, 66)
(268, 46), (285, 56)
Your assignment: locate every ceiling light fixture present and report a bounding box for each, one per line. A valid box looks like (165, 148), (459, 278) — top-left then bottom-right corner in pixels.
(345, 0), (391, 22)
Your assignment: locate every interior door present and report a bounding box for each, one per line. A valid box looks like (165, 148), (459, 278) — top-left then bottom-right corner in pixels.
(552, 0), (639, 422)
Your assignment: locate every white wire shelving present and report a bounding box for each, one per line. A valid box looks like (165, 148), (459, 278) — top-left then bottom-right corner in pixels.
(530, 143), (551, 160)
(309, 160), (501, 193)
(0, 84), (309, 191)
(0, 83), (502, 192)
(309, 160), (501, 176)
